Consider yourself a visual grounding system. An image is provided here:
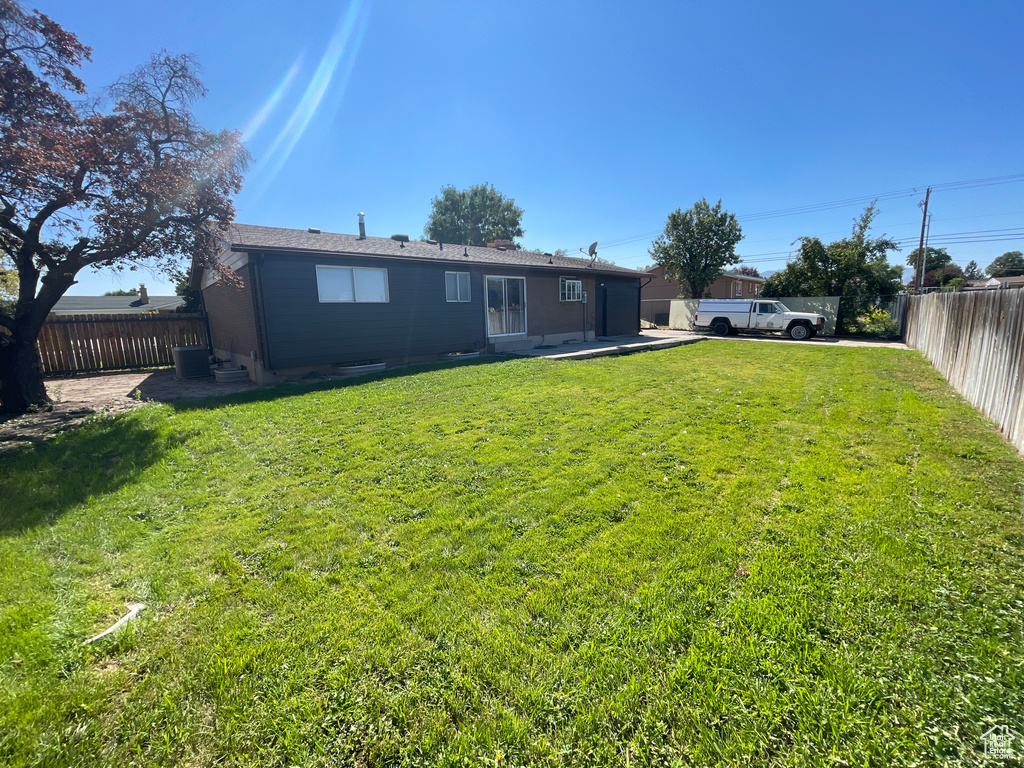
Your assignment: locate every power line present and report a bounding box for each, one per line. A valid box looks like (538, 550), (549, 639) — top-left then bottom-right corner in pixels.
(567, 172), (1024, 255)
(740, 173), (1024, 223)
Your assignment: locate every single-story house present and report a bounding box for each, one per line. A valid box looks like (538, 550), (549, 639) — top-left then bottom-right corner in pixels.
(50, 284), (184, 315)
(196, 223), (645, 383)
(640, 266), (766, 324)
(965, 276), (1024, 290)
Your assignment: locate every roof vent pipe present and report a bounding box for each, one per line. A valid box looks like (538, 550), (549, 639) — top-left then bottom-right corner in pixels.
(358, 212), (366, 240)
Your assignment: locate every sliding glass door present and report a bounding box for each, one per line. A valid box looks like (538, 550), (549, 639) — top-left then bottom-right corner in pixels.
(486, 276), (526, 336)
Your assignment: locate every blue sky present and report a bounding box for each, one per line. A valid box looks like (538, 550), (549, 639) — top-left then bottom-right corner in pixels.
(43, 0), (1024, 295)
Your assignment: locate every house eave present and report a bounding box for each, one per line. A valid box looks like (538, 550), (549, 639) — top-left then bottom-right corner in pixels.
(226, 243), (644, 277)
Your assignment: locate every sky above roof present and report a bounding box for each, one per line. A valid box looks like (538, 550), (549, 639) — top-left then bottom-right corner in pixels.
(45, 0), (1024, 295)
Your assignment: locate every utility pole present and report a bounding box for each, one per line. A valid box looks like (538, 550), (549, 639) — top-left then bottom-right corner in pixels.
(916, 187), (932, 294)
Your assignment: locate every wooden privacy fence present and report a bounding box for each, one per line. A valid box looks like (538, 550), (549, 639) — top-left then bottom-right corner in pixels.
(37, 313), (210, 375)
(904, 289), (1024, 453)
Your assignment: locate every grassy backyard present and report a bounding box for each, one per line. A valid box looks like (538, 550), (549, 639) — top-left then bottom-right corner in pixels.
(1, 343), (1022, 767)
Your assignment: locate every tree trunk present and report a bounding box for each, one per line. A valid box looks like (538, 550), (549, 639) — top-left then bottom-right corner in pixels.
(834, 280), (849, 335)
(0, 334), (51, 414)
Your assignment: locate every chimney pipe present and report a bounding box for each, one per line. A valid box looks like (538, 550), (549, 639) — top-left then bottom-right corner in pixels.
(139, 284), (149, 304)
(358, 212), (366, 240)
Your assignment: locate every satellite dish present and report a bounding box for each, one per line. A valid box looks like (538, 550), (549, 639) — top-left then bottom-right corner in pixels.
(588, 242), (598, 258)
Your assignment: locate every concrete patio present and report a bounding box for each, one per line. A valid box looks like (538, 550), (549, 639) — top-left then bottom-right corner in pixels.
(511, 330), (703, 360)
(512, 328), (909, 360)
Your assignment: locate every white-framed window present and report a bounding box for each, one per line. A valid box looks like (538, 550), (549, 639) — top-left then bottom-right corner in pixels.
(560, 277), (583, 302)
(316, 265), (389, 303)
(733, 280), (743, 297)
(445, 271), (471, 302)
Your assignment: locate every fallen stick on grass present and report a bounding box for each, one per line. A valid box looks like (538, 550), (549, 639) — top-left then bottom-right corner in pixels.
(83, 602), (145, 645)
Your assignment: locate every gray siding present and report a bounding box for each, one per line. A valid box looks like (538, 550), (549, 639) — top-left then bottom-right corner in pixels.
(599, 276), (641, 336)
(253, 252), (642, 369)
(257, 253), (486, 368)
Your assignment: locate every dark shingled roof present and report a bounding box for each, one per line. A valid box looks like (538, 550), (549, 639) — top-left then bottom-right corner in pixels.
(225, 223), (645, 277)
(51, 295), (184, 314)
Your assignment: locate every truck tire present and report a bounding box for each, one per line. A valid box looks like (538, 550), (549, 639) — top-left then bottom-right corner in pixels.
(788, 323), (811, 341)
(712, 320), (731, 337)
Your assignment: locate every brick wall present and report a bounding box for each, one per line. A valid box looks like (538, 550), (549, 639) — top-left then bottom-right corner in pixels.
(203, 263), (259, 357)
(526, 272), (595, 336)
(641, 266), (762, 300)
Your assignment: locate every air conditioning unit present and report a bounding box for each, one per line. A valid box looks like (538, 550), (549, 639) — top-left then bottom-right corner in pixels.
(172, 345), (211, 379)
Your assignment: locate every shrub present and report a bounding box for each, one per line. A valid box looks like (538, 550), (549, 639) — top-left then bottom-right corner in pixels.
(854, 307), (900, 338)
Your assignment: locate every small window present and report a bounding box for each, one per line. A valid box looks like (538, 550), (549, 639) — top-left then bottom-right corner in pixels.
(316, 265), (389, 303)
(733, 281), (743, 297)
(560, 277), (583, 302)
(445, 271), (471, 302)
(758, 302), (774, 314)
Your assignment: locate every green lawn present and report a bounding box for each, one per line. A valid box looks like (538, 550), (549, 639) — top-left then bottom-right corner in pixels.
(1, 343), (1022, 767)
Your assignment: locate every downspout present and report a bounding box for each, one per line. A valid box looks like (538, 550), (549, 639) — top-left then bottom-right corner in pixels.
(248, 253), (274, 373)
(198, 288), (213, 356)
(583, 279), (587, 340)
(639, 276), (654, 330)
(636, 277), (642, 333)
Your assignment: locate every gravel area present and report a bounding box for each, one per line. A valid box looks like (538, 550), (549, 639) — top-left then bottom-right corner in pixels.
(0, 369), (255, 451)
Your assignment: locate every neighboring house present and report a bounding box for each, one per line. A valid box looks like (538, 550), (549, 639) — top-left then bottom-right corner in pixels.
(50, 284), (184, 315)
(196, 223), (644, 383)
(965, 276), (1024, 290)
(640, 266), (766, 325)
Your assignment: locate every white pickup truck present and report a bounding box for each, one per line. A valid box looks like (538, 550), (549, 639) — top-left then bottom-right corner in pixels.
(693, 299), (826, 341)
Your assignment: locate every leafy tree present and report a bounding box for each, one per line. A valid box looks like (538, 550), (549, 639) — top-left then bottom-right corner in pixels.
(102, 288), (138, 296)
(924, 263), (964, 288)
(734, 265), (762, 278)
(905, 246), (953, 274)
(649, 198), (743, 299)
(424, 183), (524, 248)
(963, 260), (985, 280)
(0, 2), (247, 413)
(761, 206), (902, 333)
(0, 255), (15, 310)
(172, 271), (201, 313)
(986, 250), (1024, 278)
